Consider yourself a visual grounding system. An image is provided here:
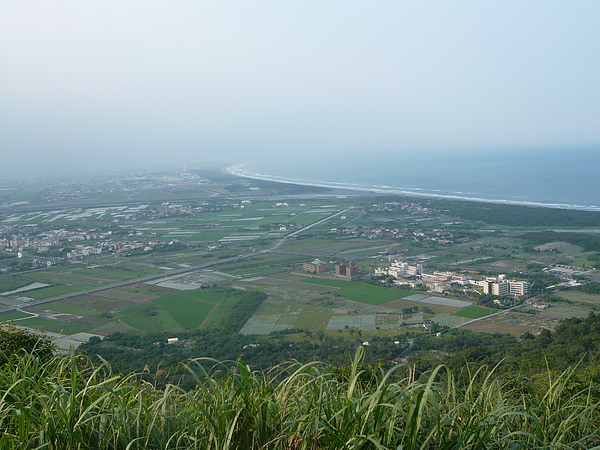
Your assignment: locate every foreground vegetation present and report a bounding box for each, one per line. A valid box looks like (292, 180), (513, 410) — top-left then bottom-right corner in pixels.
(1, 347), (599, 449)
(79, 312), (600, 385)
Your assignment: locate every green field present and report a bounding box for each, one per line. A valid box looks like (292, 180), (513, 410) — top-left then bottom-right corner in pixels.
(558, 291), (600, 306)
(177, 290), (222, 302)
(13, 317), (89, 334)
(0, 310), (30, 321)
(155, 294), (216, 329)
(227, 266), (289, 277)
(112, 289), (222, 332)
(25, 285), (88, 300)
(453, 305), (498, 319)
(300, 278), (414, 305)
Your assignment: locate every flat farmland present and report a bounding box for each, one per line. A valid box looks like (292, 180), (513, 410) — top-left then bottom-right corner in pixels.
(59, 290), (158, 313)
(280, 237), (376, 253)
(295, 311), (332, 330)
(338, 244), (406, 255)
(119, 284), (179, 296)
(155, 294), (217, 328)
(110, 288), (222, 332)
(229, 267), (291, 277)
(24, 285), (87, 300)
(216, 254), (305, 274)
(383, 298), (459, 315)
(29, 303), (102, 317)
(537, 305), (590, 320)
(299, 278), (414, 305)
(177, 290), (221, 302)
(4, 263), (164, 301)
(453, 305), (498, 319)
(11, 316), (90, 335)
(255, 275), (335, 294)
(5, 284), (229, 336)
(463, 319), (535, 337)
(92, 321), (136, 335)
(558, 291), (600, 306)
(0, 310), (30, 321)
(179, 232), (229, 243)
(120, 305), (182, 332)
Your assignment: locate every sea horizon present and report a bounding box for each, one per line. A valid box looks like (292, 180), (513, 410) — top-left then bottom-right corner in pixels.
(225, 148), (600, 212)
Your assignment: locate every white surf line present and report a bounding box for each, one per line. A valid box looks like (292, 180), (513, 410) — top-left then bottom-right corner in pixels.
(226, 164), (600, 211)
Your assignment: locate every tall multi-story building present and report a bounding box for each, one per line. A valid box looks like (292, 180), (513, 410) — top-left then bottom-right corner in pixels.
(480, 276), (529, 297)
(508, 280), (529, 296)
(491, 282), (510, 296)
(335, 262), (359, 278)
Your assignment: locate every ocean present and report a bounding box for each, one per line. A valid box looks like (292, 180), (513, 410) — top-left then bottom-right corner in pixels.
(228, 147), (600, 211)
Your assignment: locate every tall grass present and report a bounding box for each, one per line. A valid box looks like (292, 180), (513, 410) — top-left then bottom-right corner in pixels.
(0, 348), (599, 449)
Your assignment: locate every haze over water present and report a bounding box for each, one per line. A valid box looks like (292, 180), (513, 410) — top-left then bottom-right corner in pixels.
(231, 147), (600, 211)
(2, 2), (600, 178)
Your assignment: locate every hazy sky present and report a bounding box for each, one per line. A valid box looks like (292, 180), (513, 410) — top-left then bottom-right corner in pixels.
(2, 0), (599, 175)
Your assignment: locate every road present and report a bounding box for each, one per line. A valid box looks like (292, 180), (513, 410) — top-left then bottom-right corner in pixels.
(271, 208), (349, 250)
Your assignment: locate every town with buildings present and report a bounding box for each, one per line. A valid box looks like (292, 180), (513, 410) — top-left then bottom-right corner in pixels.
(302, 256), (531, 304)
(374, 260), (529, 298)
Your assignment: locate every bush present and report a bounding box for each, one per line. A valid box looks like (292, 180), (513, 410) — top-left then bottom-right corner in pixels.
(0, 323), (55, 364)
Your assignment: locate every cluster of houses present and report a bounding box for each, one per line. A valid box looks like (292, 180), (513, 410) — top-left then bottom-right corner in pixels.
(329, 225), (453, 245)
(367, 201), (437, 215)
(375, 260), (529, 297)
(0, 221), (181, 269)
(0, 227), (113, 253)
(38, 179), (124, 203)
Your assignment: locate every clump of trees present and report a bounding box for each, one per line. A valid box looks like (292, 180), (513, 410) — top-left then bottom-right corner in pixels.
(0, 323), (55, 364)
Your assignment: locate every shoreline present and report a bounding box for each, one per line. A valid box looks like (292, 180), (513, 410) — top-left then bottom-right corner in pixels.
(225, 163), (600, 212)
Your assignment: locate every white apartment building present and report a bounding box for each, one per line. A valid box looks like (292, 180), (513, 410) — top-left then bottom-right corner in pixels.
(375, 260), (423, 279)
(479, 276), (529, 296)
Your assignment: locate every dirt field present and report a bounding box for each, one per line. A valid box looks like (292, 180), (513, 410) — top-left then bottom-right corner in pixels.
(534, 241), (569, 251)
(89, 289), (157, 302)
(93, 321), (136, 336)
(558, 291), (600, 306)
(463, 319), (534, 336)
(61, 291), (158, 313)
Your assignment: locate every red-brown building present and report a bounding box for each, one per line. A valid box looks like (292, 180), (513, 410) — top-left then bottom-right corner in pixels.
(335, 262), (359, 278)
(303, 259), (333, 273)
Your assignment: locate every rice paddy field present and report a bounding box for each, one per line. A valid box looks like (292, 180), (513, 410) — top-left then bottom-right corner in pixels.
(0, 286), (225, 337)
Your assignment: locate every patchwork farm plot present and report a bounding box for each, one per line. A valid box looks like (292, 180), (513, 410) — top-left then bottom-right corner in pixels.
(298, 278), (413, 304)
(453, 305), (499, 319)
(235, 273), (482, 334)
(0, 280), (233, 337)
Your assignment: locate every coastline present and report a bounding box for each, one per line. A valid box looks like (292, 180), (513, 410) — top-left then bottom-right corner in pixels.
(225, 163), (600, 212)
